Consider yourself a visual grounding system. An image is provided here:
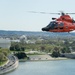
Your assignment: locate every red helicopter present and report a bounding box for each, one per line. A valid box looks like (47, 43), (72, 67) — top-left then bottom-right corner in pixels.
(42, 12), (75, 32)
(28, 11), (75, 32)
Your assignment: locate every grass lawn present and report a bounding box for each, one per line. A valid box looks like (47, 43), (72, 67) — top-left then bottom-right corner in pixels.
(0, 60), (7, 66)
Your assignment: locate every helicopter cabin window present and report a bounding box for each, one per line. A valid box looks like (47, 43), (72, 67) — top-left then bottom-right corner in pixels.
(59, 23), (64, 26)
(59, 22), (64, 29)
(54, 24), (58, 29)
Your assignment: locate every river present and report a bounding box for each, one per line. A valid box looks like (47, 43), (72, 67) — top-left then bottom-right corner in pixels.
(5, 59), (75, 75)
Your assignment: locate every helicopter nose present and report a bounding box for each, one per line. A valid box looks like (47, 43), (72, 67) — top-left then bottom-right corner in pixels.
(42, 27), (49, 31)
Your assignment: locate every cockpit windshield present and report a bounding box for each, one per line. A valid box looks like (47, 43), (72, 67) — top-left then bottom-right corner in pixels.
(47, 21), (58, 29)
(42, 21), (64, 31)
(47, 22), (53, 27)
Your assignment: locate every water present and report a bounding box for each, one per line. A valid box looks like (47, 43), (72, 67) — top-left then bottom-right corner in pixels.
(5, 60), (75, 75)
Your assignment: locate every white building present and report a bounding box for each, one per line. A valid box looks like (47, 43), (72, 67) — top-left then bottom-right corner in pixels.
(0, 38), (11, 49)
(20, 35), (27, 43)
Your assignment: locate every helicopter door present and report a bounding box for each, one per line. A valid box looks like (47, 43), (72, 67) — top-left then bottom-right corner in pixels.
(59, 22), (64, 29)
(54, 23), (58, 29)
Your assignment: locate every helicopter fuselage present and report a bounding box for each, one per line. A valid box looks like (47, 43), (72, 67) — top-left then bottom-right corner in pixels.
(42, 15), (75, 32)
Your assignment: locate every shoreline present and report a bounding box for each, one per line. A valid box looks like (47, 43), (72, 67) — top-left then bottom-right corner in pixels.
(27, 59), (69, 62)
(0, 55), (19, 75)
(20, 54), (68, 62)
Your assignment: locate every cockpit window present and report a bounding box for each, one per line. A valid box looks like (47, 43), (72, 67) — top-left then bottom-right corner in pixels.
(58, 22), (64, 29)
(59, 22), (64, 26)
(47, 22), (53, 27)
(47, 21), (57, 27)
(46, 21), (58, 30)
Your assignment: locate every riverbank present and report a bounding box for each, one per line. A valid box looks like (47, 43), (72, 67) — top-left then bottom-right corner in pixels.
(0, 55), (19, 75)
(27, 54), (68, 61)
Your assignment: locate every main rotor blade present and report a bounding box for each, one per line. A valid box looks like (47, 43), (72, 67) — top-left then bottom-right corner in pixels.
(27, 11), (51, 14)
(27, 11), (75, 15)
(66, 13), (75, 14)
(27, 11), (61, 15)
(50, 13), (60, 15)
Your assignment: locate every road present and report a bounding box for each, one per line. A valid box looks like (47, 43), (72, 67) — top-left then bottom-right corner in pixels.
(0, 55), (19, 74)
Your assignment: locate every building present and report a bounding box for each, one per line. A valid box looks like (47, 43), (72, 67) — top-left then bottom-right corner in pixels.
(11, 35), (36, 44)
(20, 35), (27, 43)
(0, 38), (11, 49)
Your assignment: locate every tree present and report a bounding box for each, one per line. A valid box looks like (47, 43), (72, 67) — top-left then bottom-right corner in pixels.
(10, 46), (15, 51)
(21, 47), (25, 51)
(61, 48), (66, 53)
(51, 47), (60, 57)
(61, 47), (71, 53)
(14, 52), (27, 59)
(40, 46), (45, 52)
(15, 44), (21, 51)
